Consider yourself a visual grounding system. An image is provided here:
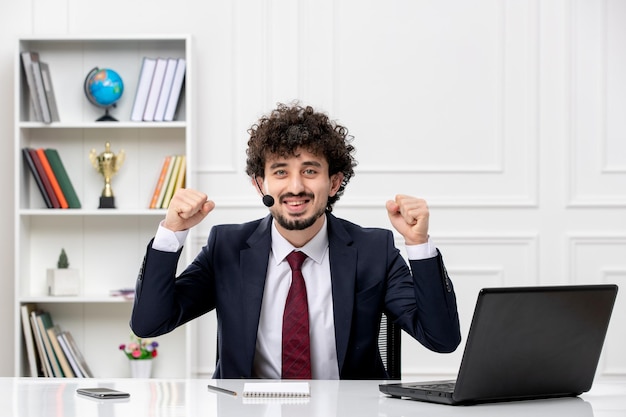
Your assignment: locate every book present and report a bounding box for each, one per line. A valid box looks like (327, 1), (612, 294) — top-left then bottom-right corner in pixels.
(156, 155), (178, 208)
(149, 155), (172, 209)
(30, 311), (51, 377)
(153, 58), (178, 122)
(39, 62), (60, 122)
(130, 57), (157, 121)
(36, 148), (68, 208)
(20, 303), (41, 377)
(22, 148), (52, 208)
(163, 58), (186, 121)
(28, 148), (60, 208)
(242, 382), (311, 398)
(44, 148), (81, 208)
(30, 52), (52, 123)
(174, 155), (186, 191)
(35, 312), (64, 377)
(20, 51), (43, 122)
(61, 330), (93, 378)
(142, 57), (168, 121)
(161, 155), (182, 208)
(47, 325), (75, 377)
(56, 332), (83, 377)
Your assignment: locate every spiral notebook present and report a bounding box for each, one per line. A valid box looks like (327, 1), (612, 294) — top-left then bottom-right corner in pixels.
(242, 382), (310, 398)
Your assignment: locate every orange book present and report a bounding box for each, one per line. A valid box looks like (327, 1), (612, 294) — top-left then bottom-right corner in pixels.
(36, 148), (68, 209)
(149, 155), (172, 209)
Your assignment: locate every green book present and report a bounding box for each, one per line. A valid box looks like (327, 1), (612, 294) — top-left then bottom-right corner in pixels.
(44, 148), (81, 208)
(35, 312), (65, 377)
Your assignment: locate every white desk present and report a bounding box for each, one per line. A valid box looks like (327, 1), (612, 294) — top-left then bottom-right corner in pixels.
(2, 377), (625, 417)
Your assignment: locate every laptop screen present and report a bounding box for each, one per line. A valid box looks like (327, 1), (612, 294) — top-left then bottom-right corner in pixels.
(453, 285), (618, 403)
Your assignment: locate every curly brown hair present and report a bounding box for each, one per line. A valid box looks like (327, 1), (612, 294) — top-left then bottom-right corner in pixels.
(246, 103), (357, 211)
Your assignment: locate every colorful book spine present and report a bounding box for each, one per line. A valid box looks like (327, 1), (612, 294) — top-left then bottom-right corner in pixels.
(35, 312), (64, 377)
(22, 148), (52, 208)
(47, 325), (75, 377)
(161, 155), (182, 208)
(36, 148), (68, 208)
(28, 148), (60, 208)
(149, 155), (172, 209)
(44, 148), (81, 208)
(156, 155), (177, 208)
(174, 155), (186, 192)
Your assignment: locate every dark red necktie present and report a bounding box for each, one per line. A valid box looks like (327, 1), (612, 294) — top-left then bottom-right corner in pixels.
(282, 251), (312, 379)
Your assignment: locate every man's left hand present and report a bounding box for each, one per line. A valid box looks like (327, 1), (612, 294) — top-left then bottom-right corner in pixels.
(386, 194), (430, 245)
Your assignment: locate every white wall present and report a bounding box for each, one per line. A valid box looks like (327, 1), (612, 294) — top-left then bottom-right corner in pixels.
(1, 0), (624, 378)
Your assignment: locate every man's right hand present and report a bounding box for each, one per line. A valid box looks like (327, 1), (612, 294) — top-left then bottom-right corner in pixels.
(163, 188), (215, 232)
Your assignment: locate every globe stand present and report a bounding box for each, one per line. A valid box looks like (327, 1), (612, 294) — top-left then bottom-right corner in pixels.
(96, 107), (118, 122)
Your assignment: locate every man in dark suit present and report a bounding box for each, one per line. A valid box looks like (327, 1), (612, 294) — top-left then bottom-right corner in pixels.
(131, 103), (461, 379)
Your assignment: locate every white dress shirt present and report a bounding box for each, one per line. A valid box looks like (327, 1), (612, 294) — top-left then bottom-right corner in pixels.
(151, 216), (437, 379)
(253, 216), (339, 379)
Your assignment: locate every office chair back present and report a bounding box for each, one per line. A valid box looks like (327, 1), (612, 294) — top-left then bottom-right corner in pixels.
(378, 313), (402, 379)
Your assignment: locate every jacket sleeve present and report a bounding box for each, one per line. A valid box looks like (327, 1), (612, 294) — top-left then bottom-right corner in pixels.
(385, 247), (461, 353)
(130, 239), (215, 337)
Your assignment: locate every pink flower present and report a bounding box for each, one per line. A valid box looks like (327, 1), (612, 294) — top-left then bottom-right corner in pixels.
(119, 334), (159, 360)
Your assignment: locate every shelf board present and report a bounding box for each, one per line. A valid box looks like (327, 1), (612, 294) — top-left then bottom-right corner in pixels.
(19, 295), (133, 304)
(18, 121), (187, 129)
(19, 33), (190, 42)
(19, 208), (167, 216)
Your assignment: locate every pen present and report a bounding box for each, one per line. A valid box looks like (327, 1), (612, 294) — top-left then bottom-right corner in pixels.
(207, 384), (238, 397)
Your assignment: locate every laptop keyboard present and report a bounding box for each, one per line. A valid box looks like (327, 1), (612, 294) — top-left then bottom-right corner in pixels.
(411, 381), (456, 392)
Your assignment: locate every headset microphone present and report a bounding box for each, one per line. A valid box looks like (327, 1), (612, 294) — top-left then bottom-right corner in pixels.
(254, 178), (275, 207)
(262, 194), (275, 208)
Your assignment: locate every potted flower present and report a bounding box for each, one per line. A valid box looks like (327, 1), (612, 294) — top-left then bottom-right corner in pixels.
(119, 334), (158, 378)
(47, 248), (80, 296)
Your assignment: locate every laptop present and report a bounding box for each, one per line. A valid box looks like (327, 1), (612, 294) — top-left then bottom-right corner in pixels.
(379, 284), (618, 405)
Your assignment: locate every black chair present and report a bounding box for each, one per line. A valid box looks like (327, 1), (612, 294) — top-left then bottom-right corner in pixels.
(378, 312), (402, 380)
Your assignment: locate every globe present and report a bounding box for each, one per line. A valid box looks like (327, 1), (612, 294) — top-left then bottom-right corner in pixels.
(84, 67), (124, 121)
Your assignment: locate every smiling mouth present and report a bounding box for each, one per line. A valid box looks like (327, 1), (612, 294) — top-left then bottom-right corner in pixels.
(281, 193), (313, 211)
(285, 199), (308, 207)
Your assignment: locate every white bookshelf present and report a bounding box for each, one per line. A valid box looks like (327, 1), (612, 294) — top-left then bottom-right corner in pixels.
(13, 35), (193, 378)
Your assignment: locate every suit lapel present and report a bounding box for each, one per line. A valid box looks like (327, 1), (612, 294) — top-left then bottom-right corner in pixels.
(237, 214), (358, 376)
(240, 215), (273, 371)
(327, 214), (357, 374)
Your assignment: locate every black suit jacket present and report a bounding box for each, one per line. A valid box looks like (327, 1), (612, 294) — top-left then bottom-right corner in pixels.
(131, 213), (461, 379)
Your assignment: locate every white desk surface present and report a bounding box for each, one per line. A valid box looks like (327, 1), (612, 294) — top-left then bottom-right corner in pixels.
(1, 377), (625, 417)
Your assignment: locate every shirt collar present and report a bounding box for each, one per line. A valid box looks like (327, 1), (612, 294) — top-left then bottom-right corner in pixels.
(270, 215), (329, 266)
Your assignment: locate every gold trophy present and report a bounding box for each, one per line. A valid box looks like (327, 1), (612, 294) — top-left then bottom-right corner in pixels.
(89, 142), (125, 208)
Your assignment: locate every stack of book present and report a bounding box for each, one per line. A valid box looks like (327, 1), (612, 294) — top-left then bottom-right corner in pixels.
(20, 51), (60, 123)
(149, 155), (186, 209)
(22, 147), (81, 209)
(20, 304), (94, 378)
(130, 56), (186, 122)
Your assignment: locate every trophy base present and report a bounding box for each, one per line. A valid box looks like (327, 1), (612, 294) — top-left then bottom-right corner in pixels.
(99, 196), (116, 209)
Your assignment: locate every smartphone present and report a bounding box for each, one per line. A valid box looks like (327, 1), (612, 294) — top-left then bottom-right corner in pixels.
(76, 387), (130, 399)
